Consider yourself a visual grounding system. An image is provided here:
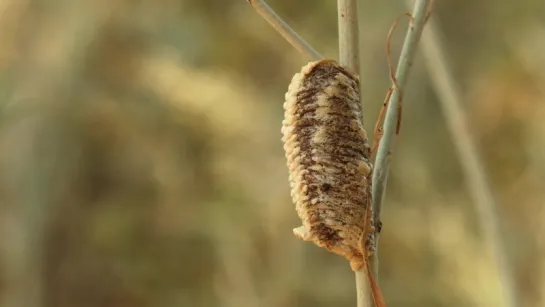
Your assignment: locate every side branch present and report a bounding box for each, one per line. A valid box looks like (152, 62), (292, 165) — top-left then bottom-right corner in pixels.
(247, 0), (322, 60)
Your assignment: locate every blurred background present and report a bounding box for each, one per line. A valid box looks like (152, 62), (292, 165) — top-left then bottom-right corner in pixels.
(0, 0), (544, 306)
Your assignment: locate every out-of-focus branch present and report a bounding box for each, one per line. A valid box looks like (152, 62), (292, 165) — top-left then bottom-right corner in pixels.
(247, 0), (322, 60)
(411, 12), (518, 307)
(0, 2), (108, 307)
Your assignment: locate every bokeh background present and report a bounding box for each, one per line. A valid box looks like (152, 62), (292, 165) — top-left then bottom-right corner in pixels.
(0, 0), (544, 306)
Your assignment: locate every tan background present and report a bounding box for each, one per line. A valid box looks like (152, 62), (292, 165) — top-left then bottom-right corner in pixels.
(0, 0), (544, 306)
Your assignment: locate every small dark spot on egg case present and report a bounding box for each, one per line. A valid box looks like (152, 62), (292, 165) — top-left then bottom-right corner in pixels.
(320, 183), (332, 191)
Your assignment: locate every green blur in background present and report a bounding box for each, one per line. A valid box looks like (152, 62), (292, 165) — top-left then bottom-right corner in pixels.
(0, 0), (544, 307)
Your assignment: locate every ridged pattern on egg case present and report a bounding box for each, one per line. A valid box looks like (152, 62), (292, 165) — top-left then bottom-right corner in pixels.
(281, 59), (373, 269)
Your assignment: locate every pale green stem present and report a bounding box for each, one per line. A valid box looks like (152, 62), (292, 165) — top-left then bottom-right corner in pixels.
(370, 0), (431, 281)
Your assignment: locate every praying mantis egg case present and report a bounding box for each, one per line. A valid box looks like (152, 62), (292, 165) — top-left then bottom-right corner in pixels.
(281, 59), (374, 270)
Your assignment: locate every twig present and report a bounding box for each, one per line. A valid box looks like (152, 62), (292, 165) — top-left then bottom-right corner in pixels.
(337, 0), (361, 74)
(411, 14), (518, 307)
(336, 1), (375, 306)
(369, 0), (431, 285)
(247, 0), (322, 60)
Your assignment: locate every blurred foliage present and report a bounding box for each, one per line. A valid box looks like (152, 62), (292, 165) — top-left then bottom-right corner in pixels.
(0, 0), (544, 307)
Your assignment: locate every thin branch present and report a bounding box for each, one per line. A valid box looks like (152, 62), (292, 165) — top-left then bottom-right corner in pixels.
(355, 271), (371, 307)
(247, 0), (322, 60)
(338, 0), (361, 73)
(411, 14), (518, 307)
(336, 1), (373, 305)
(369, 0), (431, 282)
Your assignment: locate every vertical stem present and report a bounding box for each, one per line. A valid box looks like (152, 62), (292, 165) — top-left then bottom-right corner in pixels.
(372, 0), (430, 222)
(338, 0), (361, 73)
(369, 0), (431, 292)
(337, 1), (371, 306)
(355, 271), (371, 307)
